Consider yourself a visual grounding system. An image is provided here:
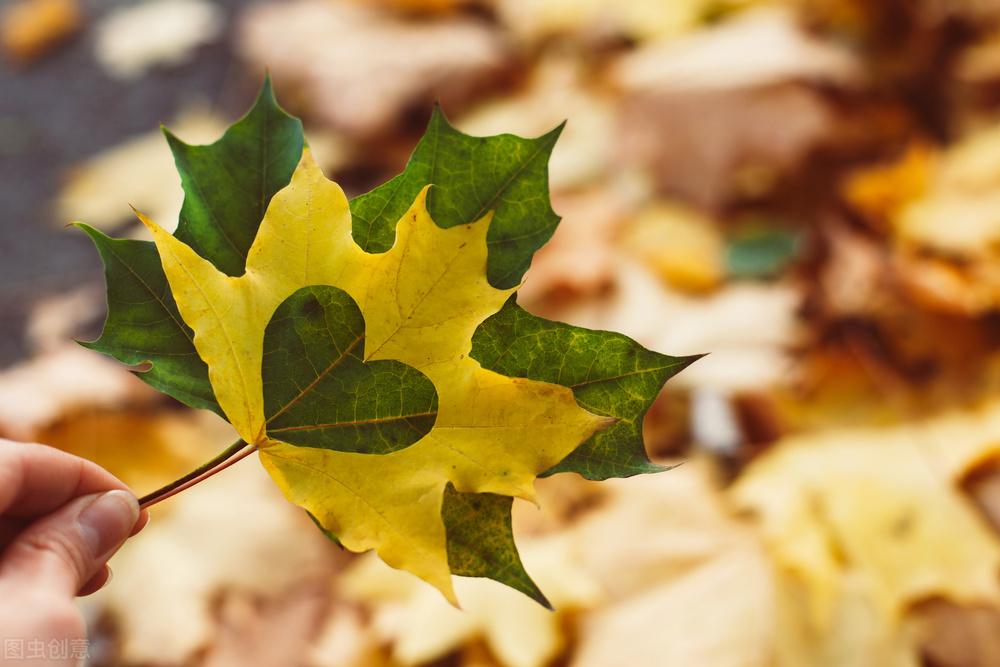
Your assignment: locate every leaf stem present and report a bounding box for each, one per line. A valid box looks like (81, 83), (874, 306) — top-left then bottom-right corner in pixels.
(138, 439), (257, 509)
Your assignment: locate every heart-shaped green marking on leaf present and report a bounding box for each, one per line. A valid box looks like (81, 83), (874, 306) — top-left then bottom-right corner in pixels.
(262, 285), (438, 454)
(78, 78), (699, 607)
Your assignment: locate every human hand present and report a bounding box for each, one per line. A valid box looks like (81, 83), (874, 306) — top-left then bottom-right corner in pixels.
(0, 439), (148, 666)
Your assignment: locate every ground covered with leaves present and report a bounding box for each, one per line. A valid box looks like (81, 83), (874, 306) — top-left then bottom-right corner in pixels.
(5, 0), (1000, 666)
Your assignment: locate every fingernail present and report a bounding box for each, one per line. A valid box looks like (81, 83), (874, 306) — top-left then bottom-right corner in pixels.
(77, 490), (140, 558)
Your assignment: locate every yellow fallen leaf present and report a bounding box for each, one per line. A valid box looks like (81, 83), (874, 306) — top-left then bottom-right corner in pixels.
(1, 0), (80, 64)
(897, 124), (1000, 259)
(847, 127), (1000, 314)
(342, 537), (600, 667)
(558, 462), (775, 667)
(0, 345), (153, 440)
(572, 547), (775, 667)
(37, 410), (227, 494)
(844, 143), (933, 229)
(731, 400), (1000, 663)
(140, 150), (608, 602)
(621, 202), (725, 293)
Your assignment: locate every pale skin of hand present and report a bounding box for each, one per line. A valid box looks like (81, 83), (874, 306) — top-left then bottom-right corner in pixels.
(0, 439), (148, 667)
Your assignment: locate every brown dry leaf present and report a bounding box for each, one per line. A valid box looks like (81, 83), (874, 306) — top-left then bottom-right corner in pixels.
(1, 0), (80, 64)
(0, 344), (154, 441)
(731, 400), (1000, 666)
(613, 8), (857, 208)
(843, 143), (933, 232)
(341, 539), (600, 667)
(957, 27), (1000, 85)
(94, 0), (223, 80)
(358, 0), (473, 13)
(238, 0), (510, 137)
(804, 224), (1000, 425)
(618, 82), (838, 208)
(912, 599), (1000, 667)
(57, 107), (226, 233)
(91, 462), (337, 665)
(894, 252), (1000, 315)
(846, 126), (1000, 314)
(818, 224), (892, 318)
(620, 202), (725, 293)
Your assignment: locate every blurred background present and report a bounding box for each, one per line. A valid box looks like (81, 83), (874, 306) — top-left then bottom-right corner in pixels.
(4, 0), (1000, 665)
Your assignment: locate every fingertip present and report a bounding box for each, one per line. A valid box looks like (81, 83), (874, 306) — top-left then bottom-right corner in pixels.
(77, 565), (111, 597)
(130, 508), (150, 537)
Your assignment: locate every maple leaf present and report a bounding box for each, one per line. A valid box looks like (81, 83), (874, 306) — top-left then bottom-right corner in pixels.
(78, 80), (696, 604)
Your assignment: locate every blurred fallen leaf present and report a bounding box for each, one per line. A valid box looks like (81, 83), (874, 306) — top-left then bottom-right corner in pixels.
(496, 0), (760, 44)
(613, 7), (860, 93)
(308, 602), (388, 667)
(359, 0), (472, 13)
(896, 125), (1000, 259)
(732, 400), (1000, 665)
(1, 0), (80, 64)
(620, 202), (725, 293)
(93, 462), (337, 665)
(912, 599), (1000, 667)
(772, 569), (921, 667)
(94, 0), (223, 80)
(57, 107), (226, 233)
(845, 127), (1000, 314)
(572, 544), (775, 667)
(726, 226), (800, 280)
(843, 143), (933, 231)
(342, 538), (600, 667)
(0, 345), (154, 441)
(37, 409), (227, 495)
(818, 224), (891, 318)
(238, 0), (510, 137)
(568, 462), (753, 598)
(201, 590), (329, 667)
(563, 463), (775, 666)
(614, 8), (858, 207)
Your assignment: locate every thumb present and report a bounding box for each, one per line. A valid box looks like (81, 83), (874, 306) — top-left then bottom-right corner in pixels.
(0, 490), (139, 596)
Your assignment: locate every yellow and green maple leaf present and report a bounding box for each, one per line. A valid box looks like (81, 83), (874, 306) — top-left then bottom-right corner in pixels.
(79, 79), (698, 605)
